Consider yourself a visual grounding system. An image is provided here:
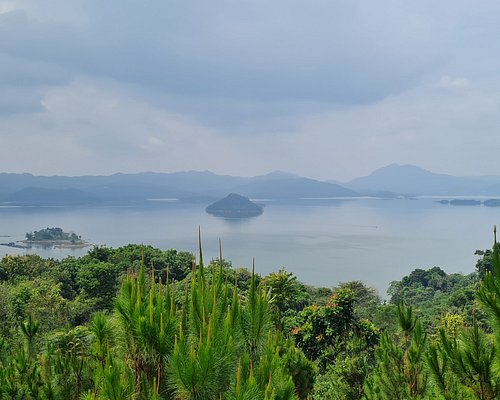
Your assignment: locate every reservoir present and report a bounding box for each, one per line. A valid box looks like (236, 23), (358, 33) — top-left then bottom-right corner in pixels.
(0, 198), (497, 296)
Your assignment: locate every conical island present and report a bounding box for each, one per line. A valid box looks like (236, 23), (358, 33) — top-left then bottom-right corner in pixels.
(206, 193), (264, 218)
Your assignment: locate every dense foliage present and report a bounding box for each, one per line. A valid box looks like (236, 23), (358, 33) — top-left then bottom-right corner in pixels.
(25, 227), (82, 244)
(387, 266), (479, 331)
(0, 232), (498, 399)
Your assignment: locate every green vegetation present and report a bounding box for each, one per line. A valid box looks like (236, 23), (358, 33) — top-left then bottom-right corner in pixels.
(25, 227), (85, 245)
(386, 266), (479, 330)
(1, 232), (500, 399)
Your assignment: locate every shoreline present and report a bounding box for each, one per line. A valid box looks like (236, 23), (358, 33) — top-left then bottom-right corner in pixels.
(20, 240), (91, 249)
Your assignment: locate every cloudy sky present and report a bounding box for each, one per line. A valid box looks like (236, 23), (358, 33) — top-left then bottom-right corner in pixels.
(1, 0), (499, 181)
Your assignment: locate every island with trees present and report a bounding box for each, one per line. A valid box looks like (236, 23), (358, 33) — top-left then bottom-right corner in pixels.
(23, 227), (89, 248)
(206, 193), (264, 218)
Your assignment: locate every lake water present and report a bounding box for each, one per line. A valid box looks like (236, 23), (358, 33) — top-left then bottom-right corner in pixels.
(1, 198), (499, 296)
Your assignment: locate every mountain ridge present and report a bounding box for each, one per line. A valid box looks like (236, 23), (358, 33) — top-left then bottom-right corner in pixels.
(0, 170), (356, 205)
(343, 164), (500, 196)
(3, 164), (500, 205)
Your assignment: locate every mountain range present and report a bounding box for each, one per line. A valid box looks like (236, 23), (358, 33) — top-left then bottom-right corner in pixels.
(2, 164), (500, 206)
(0, 170), (355, 205)
(342, 164), (500, 196)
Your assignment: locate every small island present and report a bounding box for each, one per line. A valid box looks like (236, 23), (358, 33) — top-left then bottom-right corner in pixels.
(206, 193), (264, 218)
(23, 227), (89, 248)
(438, 199), (500, 207)
(484, 199), (500, 207)
(438, 199), (481, 206)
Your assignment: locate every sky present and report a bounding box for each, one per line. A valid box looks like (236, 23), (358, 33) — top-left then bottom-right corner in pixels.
(1, 0), (500, 181)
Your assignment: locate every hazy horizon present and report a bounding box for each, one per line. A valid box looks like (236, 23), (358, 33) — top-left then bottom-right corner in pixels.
(1, 2), (500, 180)
(1, 163), (500, 184)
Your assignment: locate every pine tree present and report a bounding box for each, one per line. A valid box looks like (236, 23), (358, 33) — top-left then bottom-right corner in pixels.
(427, 227), (500, 400)
(364, 304), (428, 399)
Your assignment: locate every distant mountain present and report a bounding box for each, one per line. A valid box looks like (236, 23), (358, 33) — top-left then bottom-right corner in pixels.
(0, 173), (80, 200)
(206, 193), (264, 218)
(82, 171), (250, 200)
(236, 177), (357, 199)
(344, 164), (500, 196)
(253, 171), (298, 180)
(0, 171), (358, 205)
(6, 166), (500, 206)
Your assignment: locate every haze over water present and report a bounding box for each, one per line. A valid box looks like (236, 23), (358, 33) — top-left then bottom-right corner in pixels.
(1, 198), (496, 295)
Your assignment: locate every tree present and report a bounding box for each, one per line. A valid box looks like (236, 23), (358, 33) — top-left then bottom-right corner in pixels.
(387, 266), (479, 331)
(263, 268), (310, 330)
(313, 335), (375, 400)
(292, 288), (379, 370)
(336, 281), (380, 322)
(475, 247), (497, 279)
(364, 304), (428, 400)
(76, 261), (120, 310)
(430, 317), (498, 399)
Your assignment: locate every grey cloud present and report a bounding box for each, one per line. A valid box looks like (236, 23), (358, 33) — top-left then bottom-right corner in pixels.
(0, 85), (46, 114)
(0, 53), (69, 86)
(1, 1), (500, 178)
(1, 1), (446, 105)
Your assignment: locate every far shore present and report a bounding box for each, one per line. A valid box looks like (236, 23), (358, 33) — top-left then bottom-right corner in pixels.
(20, 240), (91, 249)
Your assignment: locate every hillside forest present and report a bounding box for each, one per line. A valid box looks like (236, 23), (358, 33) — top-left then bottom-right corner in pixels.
(1, 231), (500, 399)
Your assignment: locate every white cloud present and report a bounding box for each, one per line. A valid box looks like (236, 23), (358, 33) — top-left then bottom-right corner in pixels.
(277, 80), (500, 180)
(140, 136), (165, 152)
(0, 1), (16, 15)
(439, 75), (469, 89)
(0, 78), (253, 175)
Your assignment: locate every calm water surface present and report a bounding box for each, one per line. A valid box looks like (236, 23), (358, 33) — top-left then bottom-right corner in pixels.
(1, 198), (498, 295)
